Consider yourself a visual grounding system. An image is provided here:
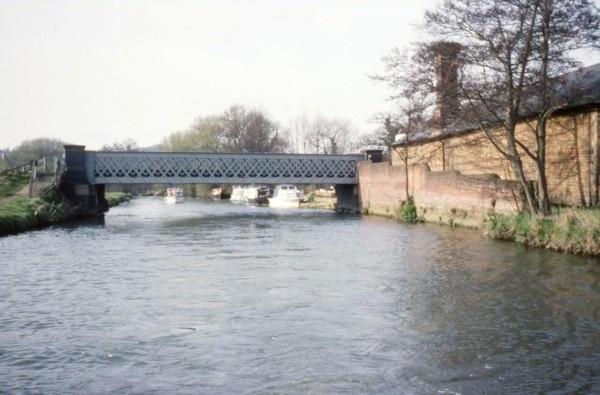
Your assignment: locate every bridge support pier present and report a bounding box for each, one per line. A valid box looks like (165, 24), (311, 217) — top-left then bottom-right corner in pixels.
(335, 184), (359, 213)
(62, 145), (108, 215)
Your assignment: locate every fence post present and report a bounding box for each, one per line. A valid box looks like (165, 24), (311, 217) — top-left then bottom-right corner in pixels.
(28, 161), (36, 197)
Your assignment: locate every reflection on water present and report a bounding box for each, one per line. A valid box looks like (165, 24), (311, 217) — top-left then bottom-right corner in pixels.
(1, 197), (599, 394)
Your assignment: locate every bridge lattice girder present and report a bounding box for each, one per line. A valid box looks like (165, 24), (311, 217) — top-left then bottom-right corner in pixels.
(87, 151), (363, 185)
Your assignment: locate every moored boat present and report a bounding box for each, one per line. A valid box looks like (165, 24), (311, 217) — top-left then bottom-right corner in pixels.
(164, 187), (184, 204)
(268, 185), (301, 208)
(210, 187), (223, 200)
(243, 185), (270, 205)
(230, 186), (245, 203)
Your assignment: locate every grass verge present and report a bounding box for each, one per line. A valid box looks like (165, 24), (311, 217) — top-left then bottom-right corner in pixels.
(0, 197), (42, 234)
(0, 195), (82, 236)
(0, 174), (30, 198)
(484, 208), (600, 256)
(0, 174), (86, 236)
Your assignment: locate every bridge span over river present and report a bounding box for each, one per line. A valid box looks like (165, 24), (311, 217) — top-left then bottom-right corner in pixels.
(62, 145), (373, 214)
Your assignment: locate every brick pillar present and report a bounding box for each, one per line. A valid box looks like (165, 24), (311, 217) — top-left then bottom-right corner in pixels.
(431, 41), (462, 129)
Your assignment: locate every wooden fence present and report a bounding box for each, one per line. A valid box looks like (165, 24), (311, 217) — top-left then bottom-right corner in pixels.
(2, 156), (62, 177)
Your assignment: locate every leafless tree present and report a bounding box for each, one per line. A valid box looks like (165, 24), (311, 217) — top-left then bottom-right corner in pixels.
(424, 0), (599, 214)
(288, 115), (356, 154)
(223, 106), (287, 153)
(7, 138), (66, 166)
(372, 47), (435, 199)
(284, 115), (312, 153)
(101, 138), (141, 152)
(222, 105), (248, 152)
(521, 0), (599, 211)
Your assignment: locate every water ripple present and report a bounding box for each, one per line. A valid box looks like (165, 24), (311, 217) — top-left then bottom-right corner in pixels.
(1, 197), (599, 394)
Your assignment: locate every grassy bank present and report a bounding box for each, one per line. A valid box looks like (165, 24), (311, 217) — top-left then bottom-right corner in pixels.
(484, 208), (600, 256)
(105, 192), (132, 207)
(0, 174), (29, 198)
(0, 197), (42, 234)
(0, 174), (82, 236)
(300, 193), (337, 210)
(0, 174), (35, 233)
(0, 194), (82, 236)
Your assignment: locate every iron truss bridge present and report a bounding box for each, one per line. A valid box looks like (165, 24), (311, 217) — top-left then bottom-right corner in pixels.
(87, 151), (364, 185)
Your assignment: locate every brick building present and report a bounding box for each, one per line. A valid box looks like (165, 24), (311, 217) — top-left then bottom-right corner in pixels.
(391, 63), (600, 207)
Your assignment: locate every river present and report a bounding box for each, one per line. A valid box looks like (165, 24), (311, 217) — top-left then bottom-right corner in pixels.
(1, 197), (599, 394)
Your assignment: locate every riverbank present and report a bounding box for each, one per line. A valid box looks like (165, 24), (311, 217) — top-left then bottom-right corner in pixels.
(105, 192), (132, 207)
(363, 203), (600, 257)
(484, 208), (600, 256)
(0, 174), (82, 236)
(299, 193), (336, 210)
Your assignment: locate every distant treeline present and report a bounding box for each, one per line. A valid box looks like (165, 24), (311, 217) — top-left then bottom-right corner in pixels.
(161, 105), (286, 154)
(0, 138), (65, 170)
(1, 104), (392, 172)
(161, 105), (362, 155)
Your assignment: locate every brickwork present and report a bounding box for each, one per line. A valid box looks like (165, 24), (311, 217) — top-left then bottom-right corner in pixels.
(358, 162), (520, 227)
(392, 108), (600, 206)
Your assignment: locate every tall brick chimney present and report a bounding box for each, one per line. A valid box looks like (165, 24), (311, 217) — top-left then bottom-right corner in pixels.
(431, 41), (462, 129)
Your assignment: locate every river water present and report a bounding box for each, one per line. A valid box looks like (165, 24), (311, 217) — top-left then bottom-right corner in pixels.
(1, 197), (599, 394)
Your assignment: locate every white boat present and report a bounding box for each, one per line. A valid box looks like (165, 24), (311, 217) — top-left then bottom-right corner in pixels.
(268, 185), (301, 208)
(164, 187), (184, 204)
(210, 187), (223, 200)
(242, 185), (259, 204)
(230, 186), (245, 203)
(243, 185), (270, 205)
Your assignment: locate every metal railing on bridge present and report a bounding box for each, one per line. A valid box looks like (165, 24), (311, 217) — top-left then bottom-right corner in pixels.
(86, 151), (364, 185)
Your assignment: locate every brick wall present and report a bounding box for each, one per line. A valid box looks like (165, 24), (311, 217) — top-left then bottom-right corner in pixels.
(392, 108), (600, 206)
(358, 162), (520, 227)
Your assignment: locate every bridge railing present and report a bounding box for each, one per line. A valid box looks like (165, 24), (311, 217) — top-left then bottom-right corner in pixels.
(86, 151), (364, 185)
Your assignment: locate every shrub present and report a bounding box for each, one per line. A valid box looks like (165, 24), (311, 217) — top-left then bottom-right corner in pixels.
(398, 198), (419, 224)
(484, 208), (600, 256)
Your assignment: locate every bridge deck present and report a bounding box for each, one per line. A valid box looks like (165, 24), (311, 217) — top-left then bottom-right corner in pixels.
(87, 151), (363, 185)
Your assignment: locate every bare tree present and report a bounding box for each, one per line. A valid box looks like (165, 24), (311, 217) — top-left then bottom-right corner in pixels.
(222, 105), (247, 152)
(424, 0), (599, 214)
(220, 105), (288, 153)
(362, 114), (400, 151)
(424, 0), (542, 214)
(7, 138), (66, 166)
(101, 138), (141, 152)
(522, 0), (599, 211)
(304, 116), (356, 154)
(372, 47), (435, 199)
(284, 115), (312, 153)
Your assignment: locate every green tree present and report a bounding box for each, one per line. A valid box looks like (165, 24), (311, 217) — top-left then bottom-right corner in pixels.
(162, 106), (286, 153)
(161, 116), (225, 152)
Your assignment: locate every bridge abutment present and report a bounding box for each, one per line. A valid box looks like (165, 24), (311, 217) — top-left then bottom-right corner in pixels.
(62, 145), (108, 215)
(335, 184), (360, 213)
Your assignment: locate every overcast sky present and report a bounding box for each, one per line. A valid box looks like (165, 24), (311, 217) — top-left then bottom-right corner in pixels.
(1, 1), (598, 150)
